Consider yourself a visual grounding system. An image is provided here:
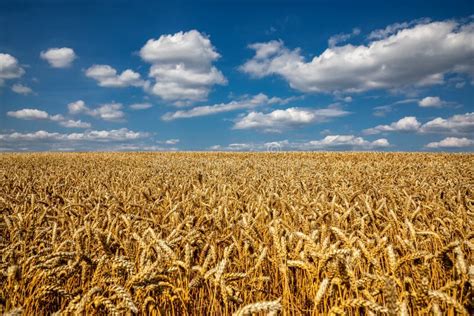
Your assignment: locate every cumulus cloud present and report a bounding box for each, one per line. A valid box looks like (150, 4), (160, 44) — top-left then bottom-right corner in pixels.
(129, 103), (153, 110)
(162, 93), (299, 120)
(85, 65), (148, 88)
(425, 137), (474, 148)
(233, 107), (350, 132)
(418, 96), (445, 107)
(420, 112), (474, 134)
(210, 135), (389, 151)
(68, 100), (88, 114)
(0, 53), (25, 81)
(7, 108), (49, 120)
(11, 83), (33, 95)
(140, 30), (226, 102)
(7, 108), (91, 128)
(240, 19), (474, 93)
(364, 112), (474, 135)
(363, 116), (421, 134)
(40, 47), (77, 68)
(67, 100), (125, 121)
(88, 103), (124, 121)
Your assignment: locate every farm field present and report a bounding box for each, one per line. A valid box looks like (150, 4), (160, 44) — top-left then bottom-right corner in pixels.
(0, 152), (473, 315)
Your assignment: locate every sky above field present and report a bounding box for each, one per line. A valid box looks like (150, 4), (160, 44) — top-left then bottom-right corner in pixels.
(0, 0), (473, 152)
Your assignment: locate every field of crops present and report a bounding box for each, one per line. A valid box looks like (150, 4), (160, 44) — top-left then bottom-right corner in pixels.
(0, 152), (473, 315)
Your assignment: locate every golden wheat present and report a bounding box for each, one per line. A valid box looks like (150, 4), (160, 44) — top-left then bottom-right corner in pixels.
(0, 152), (472, 315)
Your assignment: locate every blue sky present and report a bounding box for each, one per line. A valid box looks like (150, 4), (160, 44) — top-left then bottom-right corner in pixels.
(0, 0), (473, 151)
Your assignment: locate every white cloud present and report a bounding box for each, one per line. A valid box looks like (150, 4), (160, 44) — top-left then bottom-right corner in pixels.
(363, 116), (421, 134)
(425, 137), (474, 148)
(129, 103), (153, 110)
(140, 30), (226, 102)
(364, 112), (474, 135)
(210, 135), (389, 151)
(0, 130), (62, 141)
(59, 120), (91, 128)
(88, 103), (124, 121)
(67, 100), (125, 121)
(302, 135), (390, 149)
(418, 96), (445, 107)
(367, 21), (416, 40)
(420, 112), (474, 134)
(0, 128), (146, 142)
(328, 28), (360, 47)
(68, 100), (88, 114)
(240, 19), (474, 93)
(7, 108), (49, 120)
(106, 144), (178, 152)
(7, 108), (91, 128)
(343, 96), (352, 102)
(372, 98), (418, 116)
(161, 93), (298, 120)
(455, 82), (466, 88)
(248, 41), (285, 59)
(66, 128), (146, 141)
(11, 83), (33, 95)
(233, 107), (350, 132)
(0, 53), (25, 80)
(40, 48), (77, 68)
(85, 65), (148, 88)
(165, 139), (180, 145)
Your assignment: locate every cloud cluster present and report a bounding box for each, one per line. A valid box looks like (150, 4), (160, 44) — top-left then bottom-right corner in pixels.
(420, 112), (474, 134)
(0, 128), (152, 152)
(210, 135), (389, 151)
(67, 100), (125, 121)
(7, 108), (91, 128)
(140, 30), (226, 103)
(425, 137), (474, 148)
(233, 107), (350, 132)
(161, 93), (299, 120)
(240, 19), (474, 93)
(40, 47), (77, 68)
(364, 112), (474, 135)
(0, 53), (25, 85)
(85, 65), (148, 88)
(0, 128), (146, 142)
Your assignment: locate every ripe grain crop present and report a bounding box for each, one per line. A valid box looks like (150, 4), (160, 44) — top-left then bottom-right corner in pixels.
(0, 152), (473, 315)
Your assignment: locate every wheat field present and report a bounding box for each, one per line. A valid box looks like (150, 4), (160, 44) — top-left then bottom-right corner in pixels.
(0, 152), (473, 315)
